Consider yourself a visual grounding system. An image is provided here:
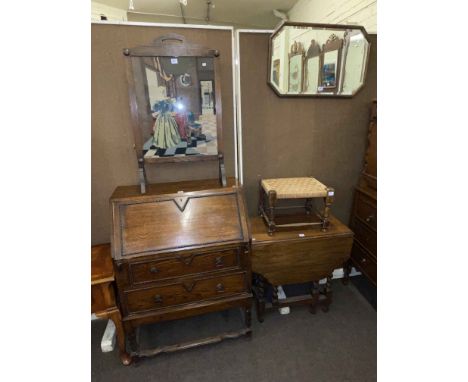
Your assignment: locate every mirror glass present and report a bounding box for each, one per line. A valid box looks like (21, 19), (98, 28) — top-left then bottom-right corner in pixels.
(138, 56), (218, 160)
(269, 23), (370, 96)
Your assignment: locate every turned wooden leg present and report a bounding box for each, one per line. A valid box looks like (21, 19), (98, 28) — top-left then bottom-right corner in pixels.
(322, 200), (330, 231)
(258, 179), (264, 216)
(106, 309), (132, 365)
(267, 190), (277, 235)
(244, 307), (252, 328)
(256, 275), (266, 323)
(272, 285), (279, 308)
(305, 198), (313, 215)
(322, 277), (333, 313)
(342, 261), (352, 285)
(309, 281), (320, 314)
(321, 188), (334, 232)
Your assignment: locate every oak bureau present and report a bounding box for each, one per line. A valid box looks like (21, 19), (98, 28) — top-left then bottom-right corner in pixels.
(110, 178), (252, 363)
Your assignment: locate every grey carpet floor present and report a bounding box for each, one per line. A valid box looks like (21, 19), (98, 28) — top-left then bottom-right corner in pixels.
(91, 280), (376, 382)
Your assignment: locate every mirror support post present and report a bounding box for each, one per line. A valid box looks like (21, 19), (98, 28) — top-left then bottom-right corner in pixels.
(138, 158), (147, 194)
(218, 154), (227, 187)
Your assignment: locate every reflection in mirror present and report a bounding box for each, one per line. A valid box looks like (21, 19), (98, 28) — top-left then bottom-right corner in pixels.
(288, 42), (304, 93)
(269, 23), (370, 97)
(304, 40), (321, 94)
(140, 56), (218, 160)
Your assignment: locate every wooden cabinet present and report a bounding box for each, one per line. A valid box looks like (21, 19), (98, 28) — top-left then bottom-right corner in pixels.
(110, 178), (252, 363)
(349, 100), (377, 285)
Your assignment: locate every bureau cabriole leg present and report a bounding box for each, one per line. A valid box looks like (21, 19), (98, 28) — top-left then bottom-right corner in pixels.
(309, 281), (320, 314)
(108, 309), (132, 366)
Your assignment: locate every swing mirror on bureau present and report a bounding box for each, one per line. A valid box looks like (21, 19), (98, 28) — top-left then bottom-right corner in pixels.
(269, 21), (371, 97)
(123, 33), (225, 193)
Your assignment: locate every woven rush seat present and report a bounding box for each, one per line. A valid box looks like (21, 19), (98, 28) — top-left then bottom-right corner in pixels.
(261, 177), (328, 199)
(258, 176), (334, 235)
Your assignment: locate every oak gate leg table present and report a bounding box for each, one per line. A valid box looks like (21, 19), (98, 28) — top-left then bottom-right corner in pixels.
(250, 215), (353, 321)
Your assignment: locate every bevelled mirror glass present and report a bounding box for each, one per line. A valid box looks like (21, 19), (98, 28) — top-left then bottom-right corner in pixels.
(269, 22), (370, 97)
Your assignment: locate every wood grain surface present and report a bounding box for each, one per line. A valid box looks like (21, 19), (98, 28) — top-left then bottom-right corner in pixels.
(251, 215), (353, 285)
(91, 243), (114, 284)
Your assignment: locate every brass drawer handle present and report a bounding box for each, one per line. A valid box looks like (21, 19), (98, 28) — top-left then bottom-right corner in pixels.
(365, 215), (374, 223)
(215, 256), (224, 267)
(150, 266), (159, 274)
(154, 295), (163, 303)
(216, 283), (225, 293)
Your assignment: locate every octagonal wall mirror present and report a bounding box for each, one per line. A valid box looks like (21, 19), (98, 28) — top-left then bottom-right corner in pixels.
(269, 22), (371, 97)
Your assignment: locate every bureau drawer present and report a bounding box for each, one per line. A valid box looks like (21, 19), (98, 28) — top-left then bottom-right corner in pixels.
(355, 192), (377, 230)
(124, 272), (247, 314)
(352, 217), (377, 256)
(351, 242), (377, 285)
(129, 249), (240, 285)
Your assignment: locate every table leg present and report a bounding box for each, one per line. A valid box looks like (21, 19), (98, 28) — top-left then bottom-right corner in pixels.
(244, 307), (252, 338)
(342, 261), (352, 285)
(309, 281), (320, 314)
(272, 285), (279, 308)
(255, 275), (266, 323)
(322, 277), (333, 313)
(108, 309), (132, 366)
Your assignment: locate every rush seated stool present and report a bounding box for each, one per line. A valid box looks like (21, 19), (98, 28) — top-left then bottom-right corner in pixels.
(258, 177), (335, 235)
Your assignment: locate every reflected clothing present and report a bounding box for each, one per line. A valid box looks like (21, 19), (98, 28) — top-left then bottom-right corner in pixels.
(173, 112), (188, 140)
(153, 112), (181, 149)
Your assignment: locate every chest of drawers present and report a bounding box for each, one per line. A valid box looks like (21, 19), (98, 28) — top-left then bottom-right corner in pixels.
(110, 178), (252, 362)
(350, 187), (377, 284)
(349, 100), (377, 285)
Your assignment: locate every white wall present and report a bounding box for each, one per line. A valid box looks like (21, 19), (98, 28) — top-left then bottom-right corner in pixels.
(288, 0), (377, 34)
(91, 1), (127, 22)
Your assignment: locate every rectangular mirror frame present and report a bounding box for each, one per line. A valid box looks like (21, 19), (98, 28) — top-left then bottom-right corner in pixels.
(124, 34), (224, 165)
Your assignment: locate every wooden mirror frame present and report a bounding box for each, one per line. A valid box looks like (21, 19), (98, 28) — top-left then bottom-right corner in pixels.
(123, 33), (226, 193)
(268, 21), (371, 98)
(303, 40), (321, 94)
(319, 35), (343, 95)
